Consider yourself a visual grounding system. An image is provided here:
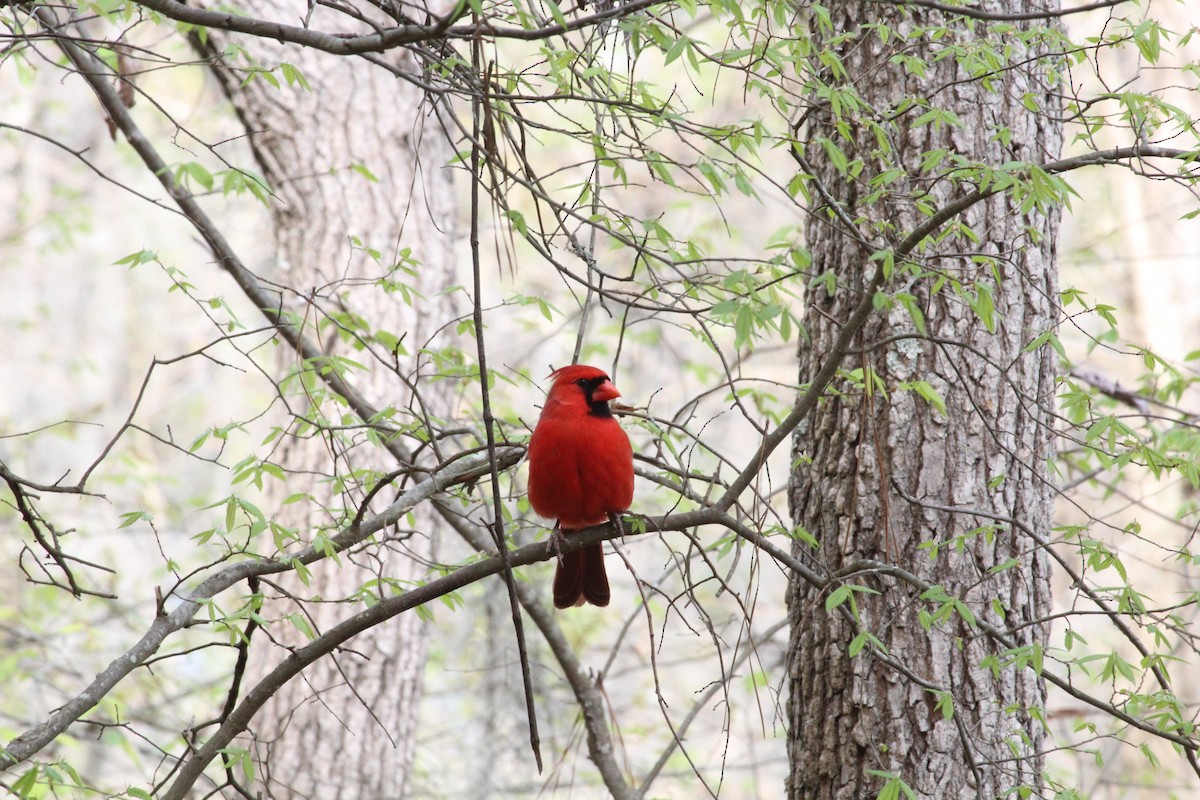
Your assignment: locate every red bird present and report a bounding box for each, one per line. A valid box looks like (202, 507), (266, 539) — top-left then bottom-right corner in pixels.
(527, 364), (634, 608)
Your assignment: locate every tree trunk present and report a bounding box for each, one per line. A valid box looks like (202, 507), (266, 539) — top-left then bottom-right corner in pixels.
(198, 3), (457, 796)
(786, 4), (1060, 798)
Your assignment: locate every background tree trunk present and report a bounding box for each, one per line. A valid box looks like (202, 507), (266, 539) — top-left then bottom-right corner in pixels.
(786, 4), (1061, 797)
(199, 3), (457, 795)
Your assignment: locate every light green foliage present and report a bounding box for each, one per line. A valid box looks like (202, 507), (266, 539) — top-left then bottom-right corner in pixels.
(867, 770), (919, 800)
(3, 0), (1200, 796)
(825, 582), (880, 621)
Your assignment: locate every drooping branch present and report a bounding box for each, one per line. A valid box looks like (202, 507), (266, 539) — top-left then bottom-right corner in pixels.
(8, 443), (1196, 784)
(467, 38), (543, 772)
(156, 508), (732, 797)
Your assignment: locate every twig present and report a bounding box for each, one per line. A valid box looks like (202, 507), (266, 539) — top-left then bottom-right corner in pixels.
(4, 475), (84, 597)
(218, 575), (260, 793)
(882, 0), (1130, 23)
(469, 34), (543, 773)
(636, 619), (788, 799)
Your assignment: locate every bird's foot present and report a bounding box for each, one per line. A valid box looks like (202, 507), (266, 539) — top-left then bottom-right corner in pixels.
(547, 522), (566, 564)
(607, 511), (626, 538)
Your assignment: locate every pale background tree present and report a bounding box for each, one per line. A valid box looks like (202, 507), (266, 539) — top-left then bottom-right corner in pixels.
(191, 0), (460, 793)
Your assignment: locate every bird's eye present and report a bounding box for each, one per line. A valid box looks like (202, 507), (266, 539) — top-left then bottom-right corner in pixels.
(576, 378), (588, 388)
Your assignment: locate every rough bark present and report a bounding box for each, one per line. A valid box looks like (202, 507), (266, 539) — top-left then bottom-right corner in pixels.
(786, 4), (1061, 798)
(199, 2), (457, 796)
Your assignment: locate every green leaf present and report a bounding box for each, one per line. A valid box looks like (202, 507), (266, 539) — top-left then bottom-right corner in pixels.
(791, 525), (818, 548)
(113, 249), (157, 267)
(848, 629), (885, 658)
(13, 766), (39, 797)
(506, 209), (528, 236)
(351, 162), (379, 183)
(824, 583), (879, 618)
(899, 380), (946, 416)
(279, 62), (311, 90)
(933, 690), (954, 719)
(664, 36), (689, 65)
(786, 171), (810, 200)
(867, 771), (918, 800)
(818, 135), (849, 174)
(118, 511), (151, 528)
(966, 281), (995, 332)
(826, 584), (852, 612)
(178, 161), (214, 192)
(287, 613), (316, 640)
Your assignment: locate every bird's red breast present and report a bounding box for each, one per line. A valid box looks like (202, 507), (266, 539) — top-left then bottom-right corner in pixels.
(527, 364), (634, 608)
(527, 365), (634, 528)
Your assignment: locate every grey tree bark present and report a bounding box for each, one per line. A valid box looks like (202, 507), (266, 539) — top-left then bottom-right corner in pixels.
(786, 4), (1061, 798)
(198, 2), (457, 796)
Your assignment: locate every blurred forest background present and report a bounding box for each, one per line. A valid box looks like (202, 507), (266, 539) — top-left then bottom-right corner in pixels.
(3, 0), (1200, 798)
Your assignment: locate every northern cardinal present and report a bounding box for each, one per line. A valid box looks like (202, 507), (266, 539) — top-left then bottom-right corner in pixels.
(527, 364), (634, 608)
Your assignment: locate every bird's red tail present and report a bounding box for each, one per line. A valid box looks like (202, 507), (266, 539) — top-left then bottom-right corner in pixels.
(553, 543), (610, 608)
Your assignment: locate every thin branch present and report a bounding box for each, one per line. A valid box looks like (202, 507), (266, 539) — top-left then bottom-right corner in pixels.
(0, 121), (185, 216)
(882, 0), (1131, 22)
(635, 619), (788, 799)
(469, 38), (543, 773)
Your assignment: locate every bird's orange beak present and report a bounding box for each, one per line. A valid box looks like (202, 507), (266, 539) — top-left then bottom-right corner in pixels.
(592, 379), (621, 403)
